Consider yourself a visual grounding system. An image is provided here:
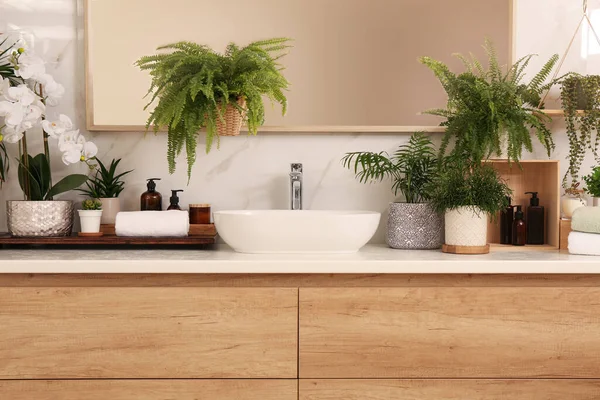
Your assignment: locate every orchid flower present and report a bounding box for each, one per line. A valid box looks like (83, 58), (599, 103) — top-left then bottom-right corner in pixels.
(42, 114), (73, 139)
(14, 53), (45, 80)
(38, 74), (65, 106)
(1, 125), (23, 144)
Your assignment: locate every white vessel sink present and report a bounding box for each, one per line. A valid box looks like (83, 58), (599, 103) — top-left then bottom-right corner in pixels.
(213, 210), (381, 254)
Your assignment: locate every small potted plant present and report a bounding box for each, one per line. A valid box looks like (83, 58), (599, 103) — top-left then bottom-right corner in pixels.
(584, 166), (600, 207)
(78, 199), (103, 234)
(136, 38), (291, 179)
(342, 133), (443, 249)
(429, 160), (512, 253)
(560, 75), (600, 187)
(420, 39), (560, 164)
(79, 158), (133, 224)
(562, 182), (587, 218)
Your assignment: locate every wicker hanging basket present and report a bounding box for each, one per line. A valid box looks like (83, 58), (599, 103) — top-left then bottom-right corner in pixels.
(216, 98), (247, 136)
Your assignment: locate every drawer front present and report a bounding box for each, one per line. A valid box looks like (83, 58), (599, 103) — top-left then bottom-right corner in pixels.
(300, 380), (600, 400)
(0, 288), (297, 379)
(300, 288), (600, 378)
(0, 380), (297, 400)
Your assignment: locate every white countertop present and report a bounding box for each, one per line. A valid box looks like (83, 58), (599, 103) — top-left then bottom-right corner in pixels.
(0, 244), (597, 274)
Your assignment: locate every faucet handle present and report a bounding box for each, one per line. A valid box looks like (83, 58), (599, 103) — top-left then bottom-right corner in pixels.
(291, 163), (303, 173)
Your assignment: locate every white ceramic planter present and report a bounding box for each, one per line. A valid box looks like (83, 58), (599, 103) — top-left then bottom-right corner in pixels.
(78, 210), (103, 233)
(561, 196), (586, 218)
(99, 197), (120, 224)
(594, 197), (600, 207)
(444, 206), (488, 246)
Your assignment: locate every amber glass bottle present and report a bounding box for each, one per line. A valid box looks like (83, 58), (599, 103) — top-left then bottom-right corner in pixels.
(141, 178), (162, 211)
(512, 205), (527, 246)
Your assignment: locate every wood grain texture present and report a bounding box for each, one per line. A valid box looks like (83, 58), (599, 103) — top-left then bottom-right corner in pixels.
(0, 380), (297, 400)
(0, 288), (297, 379)
(560, 218), (572, 250)
(442, 244), (489, 254)
(3, 274), (600, 287)
(300, 380), (600, 400)
(300, 288), (600, 378)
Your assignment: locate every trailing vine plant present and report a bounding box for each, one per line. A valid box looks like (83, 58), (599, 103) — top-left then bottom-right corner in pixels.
(561, 75), (600, 187)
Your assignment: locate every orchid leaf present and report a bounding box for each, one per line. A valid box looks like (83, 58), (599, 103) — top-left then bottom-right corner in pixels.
(47, 174), (88, 199)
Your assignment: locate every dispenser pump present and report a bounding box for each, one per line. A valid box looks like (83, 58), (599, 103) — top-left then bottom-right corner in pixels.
(146, 178), (161, 192)
(168, 190), (184, 210)
(526, 192), (539, 206)
(515, 205), (524, 219)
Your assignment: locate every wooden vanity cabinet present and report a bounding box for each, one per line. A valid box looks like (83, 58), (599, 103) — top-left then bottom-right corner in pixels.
(1, 274), (600, 399)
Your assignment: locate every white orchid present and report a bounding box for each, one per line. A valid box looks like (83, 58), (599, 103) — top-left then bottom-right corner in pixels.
(38, 74), (65, 106)
(14, 53), (45, 80)
(82, 141), (98, 161)
(0, 77), (9, 96)
(4, 84), (36, 105)
(1, 125), (24, 144)
(0, 100), (24, 127)
(42, 114), (73, 139)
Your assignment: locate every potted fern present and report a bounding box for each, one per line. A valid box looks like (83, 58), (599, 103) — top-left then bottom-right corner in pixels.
(79, 158), (133, 224)
(136, 38), (291, 179)
(342, 133), (443, 250)
(429, 159), (512, 253)
(420, 39), (560, 164)
(584, 166), (600, 207)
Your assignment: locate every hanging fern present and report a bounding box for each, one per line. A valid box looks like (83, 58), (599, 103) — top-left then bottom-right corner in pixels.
(136, 38), (292, 179)
(420, 38), (563, 165)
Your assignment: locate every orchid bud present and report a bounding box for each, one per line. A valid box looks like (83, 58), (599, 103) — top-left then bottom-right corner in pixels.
(17, 48), (25, 54)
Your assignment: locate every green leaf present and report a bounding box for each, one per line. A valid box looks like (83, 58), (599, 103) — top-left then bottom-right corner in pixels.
(47, 174), (89, 200)
(17, 156), (43, 201)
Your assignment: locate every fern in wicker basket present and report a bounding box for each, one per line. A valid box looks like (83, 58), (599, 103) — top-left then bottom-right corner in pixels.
(136, 38), (292, 179)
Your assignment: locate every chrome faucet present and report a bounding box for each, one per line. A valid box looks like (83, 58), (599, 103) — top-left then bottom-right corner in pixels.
(290, 163), (303, 210)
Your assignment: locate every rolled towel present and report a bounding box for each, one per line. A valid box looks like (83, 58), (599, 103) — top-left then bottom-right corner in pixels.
(115, 211), (189, 237)
(571, 206), (600, 234)
(568, 231), (600, 256)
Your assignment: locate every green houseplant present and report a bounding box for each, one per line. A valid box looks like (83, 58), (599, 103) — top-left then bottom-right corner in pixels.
(429, 158), (512, 252)
(560, 75), (600, 187)
(136, 38), (291, 179)
(342, 133), (444, 249)
(584, 166), (600, 206)
(420, 39), (560, 164)
(79, 158), (133, 224)
(79, 198), (103, 234)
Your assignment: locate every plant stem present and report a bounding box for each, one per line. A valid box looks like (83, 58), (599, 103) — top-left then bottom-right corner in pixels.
(21, 133), (31, 201)
(38, 84), (53, 198)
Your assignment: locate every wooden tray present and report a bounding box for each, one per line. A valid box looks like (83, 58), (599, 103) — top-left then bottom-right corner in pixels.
(0, 233), (216, 248)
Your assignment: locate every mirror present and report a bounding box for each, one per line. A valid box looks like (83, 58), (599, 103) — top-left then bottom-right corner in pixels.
(85, 0), (512, 132)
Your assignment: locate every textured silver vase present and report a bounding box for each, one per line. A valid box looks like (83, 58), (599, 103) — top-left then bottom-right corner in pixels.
(7, 201), (74, 237)
(386, 203), (444, 249)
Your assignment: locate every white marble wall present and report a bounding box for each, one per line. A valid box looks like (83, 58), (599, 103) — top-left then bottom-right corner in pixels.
(0, 0), (597, 242)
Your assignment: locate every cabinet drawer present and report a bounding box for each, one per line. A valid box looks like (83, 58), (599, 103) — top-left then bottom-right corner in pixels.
(300, 288), (600, 378)
(300, 379), (600, 400)
(0, 380), (297, 400)
(0, 288), (297, 379)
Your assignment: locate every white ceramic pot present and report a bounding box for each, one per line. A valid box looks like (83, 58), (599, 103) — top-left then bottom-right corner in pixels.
(561, 196), (586, 218)
(99, 198), (120, 224)
(78, 210), (103, 233)
(444, 206), (488, 246)
(594, 197), (600, 207)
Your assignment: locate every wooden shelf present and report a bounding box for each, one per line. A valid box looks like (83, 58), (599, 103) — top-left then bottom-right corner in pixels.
(490, 243), (558, 251)
(541, 109), (586, 117)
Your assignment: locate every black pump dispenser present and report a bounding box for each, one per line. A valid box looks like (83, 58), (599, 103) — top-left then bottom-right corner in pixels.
(146, 178), (160, 192)
(526, 192), (540, 206)
(168, 190), (184, 210)
(525, 191), (545, 245)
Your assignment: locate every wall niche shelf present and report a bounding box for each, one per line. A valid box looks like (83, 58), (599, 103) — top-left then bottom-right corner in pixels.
(486, 160), (561, 250)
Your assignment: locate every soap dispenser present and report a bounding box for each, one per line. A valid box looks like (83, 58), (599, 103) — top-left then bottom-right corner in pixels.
(525, 191), (544, 245)
(167, 190), (184, 210)
(512, 205), (527, 246)
(141, 178), (162, 211)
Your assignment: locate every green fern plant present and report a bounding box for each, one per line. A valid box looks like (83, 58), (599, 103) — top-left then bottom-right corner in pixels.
(420, 38), (562, 165)
(342, 133), (437, 203)
(136, 38), (292, 180)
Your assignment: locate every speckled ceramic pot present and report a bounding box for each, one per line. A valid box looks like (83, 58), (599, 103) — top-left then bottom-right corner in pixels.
(386, 203), (444, 250)
(7, 200), (74, 237)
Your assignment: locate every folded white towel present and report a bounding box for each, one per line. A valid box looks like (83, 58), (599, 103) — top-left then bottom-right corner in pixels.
(568, 231), (600, 256)
(115, 211), (189, 237)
